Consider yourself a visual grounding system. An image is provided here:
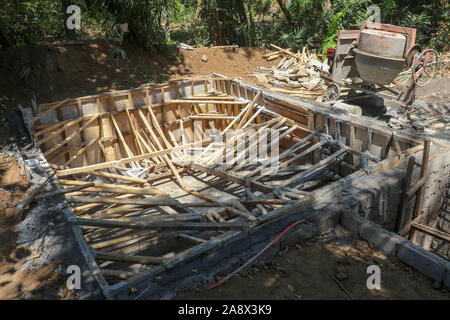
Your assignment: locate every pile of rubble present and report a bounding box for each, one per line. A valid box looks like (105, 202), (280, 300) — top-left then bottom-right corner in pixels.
(250, 44), (330, 99)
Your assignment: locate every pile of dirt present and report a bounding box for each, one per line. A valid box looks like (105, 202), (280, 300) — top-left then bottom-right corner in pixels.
(175, 226), (450, 300)
(0, 41), (272, 117)
(0, 156), (74, 299)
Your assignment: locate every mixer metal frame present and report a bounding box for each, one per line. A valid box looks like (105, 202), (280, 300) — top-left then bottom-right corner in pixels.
(323, 21), (437, 107)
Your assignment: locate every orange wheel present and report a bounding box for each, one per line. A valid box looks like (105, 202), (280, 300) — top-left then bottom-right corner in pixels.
(411, 49), (439, 87)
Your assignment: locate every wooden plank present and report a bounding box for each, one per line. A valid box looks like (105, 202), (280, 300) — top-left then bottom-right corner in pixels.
(411, 139), (431, 243)
(396, 156), (415, 232)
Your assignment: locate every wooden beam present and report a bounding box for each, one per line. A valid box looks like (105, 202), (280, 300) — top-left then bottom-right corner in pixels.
(189, 163), (272, 194)
(85, 170), (147, 184)
(95, 251), (164, 265)
(411, 222), (450, 243)
(396, 156), (415, 232)
(60, 179), (164, 196)
(55, 141), (207, 177)
(30, 98), (71, 123)
(66, 195), (178, 206)
(44, 114), (100, 157)
(72, 217), (245, 230)
(411, 138), (431, 243)
(166, 99), (248, 105)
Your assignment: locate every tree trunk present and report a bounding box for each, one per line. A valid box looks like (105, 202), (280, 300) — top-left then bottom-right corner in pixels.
(0, 18), (13, 49)
(195, 0), (202, 16)
(276, 0), (293, 25)
(61, 0), (76, 40)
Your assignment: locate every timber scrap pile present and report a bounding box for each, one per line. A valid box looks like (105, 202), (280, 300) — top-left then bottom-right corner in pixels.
(252, 44), (328, 99)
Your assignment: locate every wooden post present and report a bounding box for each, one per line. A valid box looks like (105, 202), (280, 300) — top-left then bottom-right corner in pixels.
(410, 138), (431, 243)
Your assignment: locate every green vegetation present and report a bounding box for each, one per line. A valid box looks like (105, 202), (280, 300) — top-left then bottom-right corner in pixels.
(0, 0), (448, 52)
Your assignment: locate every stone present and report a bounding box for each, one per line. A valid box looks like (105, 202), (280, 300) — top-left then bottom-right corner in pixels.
(432, 280), (442, 290)
(397, 241), (448, 282)
(359, 221), (406, 255)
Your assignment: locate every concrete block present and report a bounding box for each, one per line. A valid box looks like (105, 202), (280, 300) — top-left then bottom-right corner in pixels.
(340, 210), (364, 234)
(444, 268), (450, 289)
(397, 241), (448, 282)
(359, 221), (406, 255)
(309, 207), (342, 236)
(279, 223), (313, 250)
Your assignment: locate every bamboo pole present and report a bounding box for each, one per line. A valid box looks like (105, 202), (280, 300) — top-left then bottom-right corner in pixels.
(44, 114), (100, 157)
(30, 98), (71, 123)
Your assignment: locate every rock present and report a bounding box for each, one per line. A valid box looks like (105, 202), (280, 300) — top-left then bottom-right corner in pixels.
(335, 264), (347, 274)
(177, 43), (194, 51)
(333, 101), (363, 116)
(335, 271), (349, 281)
(412, 123), (424, 131)
(432, 280), (442, 290)
(201, 55), (208, 62)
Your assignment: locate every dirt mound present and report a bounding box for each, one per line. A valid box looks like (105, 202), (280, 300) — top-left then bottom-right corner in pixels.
(0, 41), (272, 116)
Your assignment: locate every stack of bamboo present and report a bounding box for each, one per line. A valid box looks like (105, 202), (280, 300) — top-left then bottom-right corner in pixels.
(256, 44), (326, 99)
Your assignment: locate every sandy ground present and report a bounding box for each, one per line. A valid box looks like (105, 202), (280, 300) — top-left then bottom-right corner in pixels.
(0, 156), (74, 299)
(175, 226), (450, 300)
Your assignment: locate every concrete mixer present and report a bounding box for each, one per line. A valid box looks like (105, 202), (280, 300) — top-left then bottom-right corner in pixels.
(322, 21), (439, 107)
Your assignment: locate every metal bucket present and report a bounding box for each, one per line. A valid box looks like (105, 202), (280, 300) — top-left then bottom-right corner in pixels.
(354, 49), (405, 85)
(358, 29), (406, 58)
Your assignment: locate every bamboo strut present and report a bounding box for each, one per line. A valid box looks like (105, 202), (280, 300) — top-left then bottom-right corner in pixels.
(206, 116), (282, 166)
(166, 100), (248, 105)
(110, 114), (137, 167)
(66, 195), (177, 206)
(248, 133), (315, 178)
(72, 217), (245, 230)
(55, 141), (205, 177)
(85, 170), (147, 184)
(60, 179), (164, 196)
(197, 94), (261, 161)
(218, 117), (287, 169)
(37, 117), (85, 146)
(31, 98), (71, 123)
(33, 120), (70, 138)
(95, 251), (164, 265)
(281, 147), (349, 188)
(72, 193), (136, 215)
(89, 230), (155, 249)
(44, 114), (100, 157)
(65, 138), (99, 166)
(232, 124), (298, 172)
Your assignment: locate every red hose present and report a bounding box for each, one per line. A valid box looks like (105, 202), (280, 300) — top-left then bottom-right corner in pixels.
(208, 219), (305, 291)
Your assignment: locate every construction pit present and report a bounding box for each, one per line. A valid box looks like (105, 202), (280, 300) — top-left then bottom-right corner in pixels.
(17, 75), (450, 299)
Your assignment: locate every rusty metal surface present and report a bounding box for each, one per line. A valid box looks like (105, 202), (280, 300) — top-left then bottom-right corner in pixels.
(354, 49), (404, 85)
(358, 29), (407, 58)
